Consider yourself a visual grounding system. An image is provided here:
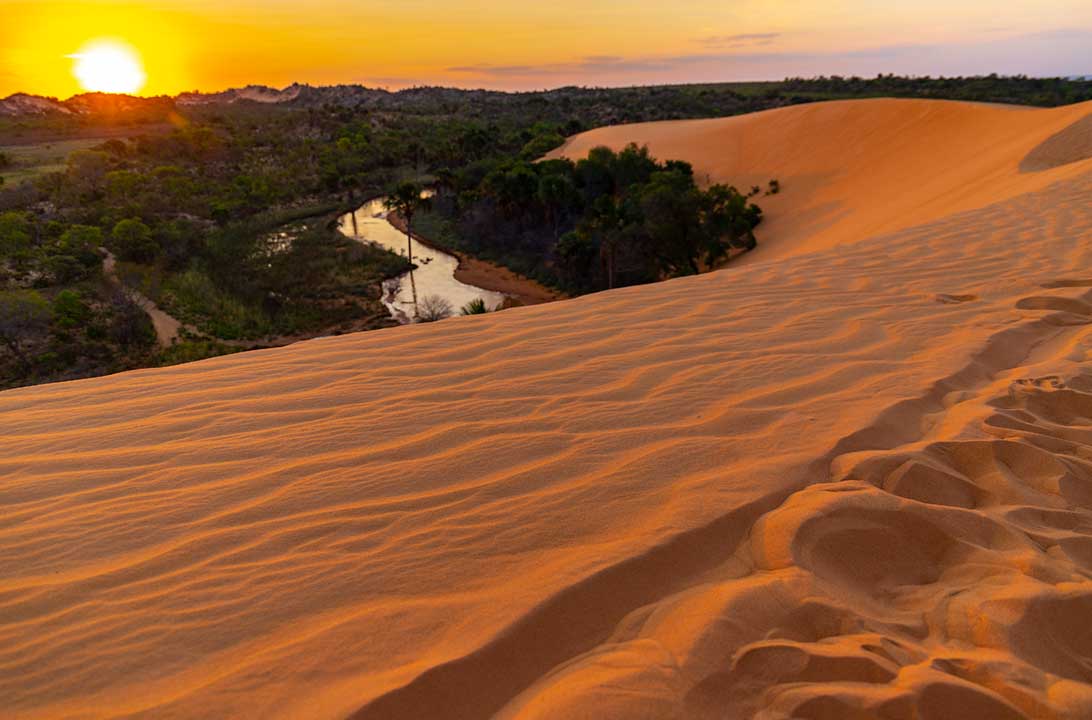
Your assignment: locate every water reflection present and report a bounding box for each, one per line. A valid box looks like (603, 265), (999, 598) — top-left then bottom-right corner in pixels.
(338, 197), (506, 323)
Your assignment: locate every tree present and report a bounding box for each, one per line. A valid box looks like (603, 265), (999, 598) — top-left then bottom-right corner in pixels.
(640, 170), (704, 277)
(537, 171), (578, 241)
(58, 224), (103, 255)
(0, 211), (33, 256)
(385, 182), (431, 316)
(417, 295), (452, 322)
(555, 231), (599, 293)
(112, 218), (158, 264)
(52, 290), (91, 330)
(702, 184), (763, 262)
(0, 290), (51, 374)
(66, 150), (111, 198)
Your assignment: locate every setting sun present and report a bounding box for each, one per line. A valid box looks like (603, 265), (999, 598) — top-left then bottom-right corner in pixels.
(69, 39), (146, 94)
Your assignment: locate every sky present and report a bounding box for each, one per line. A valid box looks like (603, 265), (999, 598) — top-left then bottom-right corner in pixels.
(2, 0), (1091, 97)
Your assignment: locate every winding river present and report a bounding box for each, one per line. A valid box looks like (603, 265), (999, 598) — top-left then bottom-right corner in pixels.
(338, 198), (506, 323)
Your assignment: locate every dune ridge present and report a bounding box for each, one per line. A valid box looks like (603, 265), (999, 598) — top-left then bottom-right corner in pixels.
(2, 99), (1092, 719)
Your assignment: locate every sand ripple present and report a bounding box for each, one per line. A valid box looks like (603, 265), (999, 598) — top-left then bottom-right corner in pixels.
(2, 100), (1092, 718)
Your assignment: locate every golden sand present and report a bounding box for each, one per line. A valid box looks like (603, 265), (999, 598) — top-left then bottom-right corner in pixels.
(3, 98), (1092, 719)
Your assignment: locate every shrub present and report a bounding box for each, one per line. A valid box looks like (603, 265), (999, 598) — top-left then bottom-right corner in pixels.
(109, 291), (156, 348)
(417, 295), (453, 322)
(460, 298), (489, 315)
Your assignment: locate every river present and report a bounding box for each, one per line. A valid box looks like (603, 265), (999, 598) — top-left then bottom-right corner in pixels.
(338, 197), (507, 323)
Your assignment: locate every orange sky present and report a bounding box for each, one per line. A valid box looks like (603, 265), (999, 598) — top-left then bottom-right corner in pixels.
(2, 0), (1091, 97)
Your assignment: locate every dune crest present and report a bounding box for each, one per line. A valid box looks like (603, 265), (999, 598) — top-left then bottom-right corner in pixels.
(2, 99), (1092, 719)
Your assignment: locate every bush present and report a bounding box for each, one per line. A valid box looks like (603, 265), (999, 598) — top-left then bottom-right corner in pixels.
(417, 295), (453, 322)
(109, 291), (156, 348)
(460, 298), (489, 315)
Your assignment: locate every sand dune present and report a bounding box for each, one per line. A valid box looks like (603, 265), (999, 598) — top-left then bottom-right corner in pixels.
(3, 99), (1092, 719)
(551, 98), (1092, 260)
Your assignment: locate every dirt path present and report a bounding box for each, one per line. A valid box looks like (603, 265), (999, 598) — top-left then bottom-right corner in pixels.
(101, 250), (187, 346)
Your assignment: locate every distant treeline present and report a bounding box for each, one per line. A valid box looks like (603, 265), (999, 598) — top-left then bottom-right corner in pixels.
(4, 74), (1090, 142)
(775, 74), (1092, 107)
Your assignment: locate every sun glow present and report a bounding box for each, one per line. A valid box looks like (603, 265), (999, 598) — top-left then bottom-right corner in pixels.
(69, 39), (146, 94)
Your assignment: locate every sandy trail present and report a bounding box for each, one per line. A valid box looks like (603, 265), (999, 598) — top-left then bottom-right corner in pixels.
(1, 99), (1092, 719)
(101, 249), (186, 346)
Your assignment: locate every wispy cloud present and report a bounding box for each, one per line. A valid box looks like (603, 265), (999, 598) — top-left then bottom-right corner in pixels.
(698, 33), (781, 49)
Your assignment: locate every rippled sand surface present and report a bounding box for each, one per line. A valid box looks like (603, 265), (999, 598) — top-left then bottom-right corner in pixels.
(3, 99), (1092, 719)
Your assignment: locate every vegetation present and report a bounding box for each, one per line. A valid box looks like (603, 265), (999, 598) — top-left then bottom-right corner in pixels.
(425, 144), (763, 293)
(417, 295), (453, 322)
(2, 73), (1089, 388)
(460, 298), (488, 315)
(384, 182), (431, 317)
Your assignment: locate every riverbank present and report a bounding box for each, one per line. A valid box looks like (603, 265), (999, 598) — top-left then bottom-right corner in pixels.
(386, 212), (563, 308)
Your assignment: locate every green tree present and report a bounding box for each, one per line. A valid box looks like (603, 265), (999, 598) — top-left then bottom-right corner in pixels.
(0, 290), (52, 374)
(640, 170), (704, 277)
(112, 218), (158, 264)
(702, 184), (763, 262)
(0, 211), (33, 256)
(58, 224), (104, 254)
(537, 171), (579, 241)
(52, 290), (91, 330)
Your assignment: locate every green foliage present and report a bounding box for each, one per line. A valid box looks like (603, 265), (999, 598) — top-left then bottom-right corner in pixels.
(0, 289), (52, 372)
(111, 218), (159, 264)
(163, 268), (269, 340)
(0, 211), (33, 256)
(52, 289), (91, 329)
(3, 73), (1089, 387)
(445, 143), (763, 292)
(385, 181), (431, 225)
(460, 298), (489, 315)
(520, 129), (566, 159)
(58, 224), (103, 253)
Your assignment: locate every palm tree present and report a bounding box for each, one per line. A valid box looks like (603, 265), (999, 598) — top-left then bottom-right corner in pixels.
(385, 182), (431, 317)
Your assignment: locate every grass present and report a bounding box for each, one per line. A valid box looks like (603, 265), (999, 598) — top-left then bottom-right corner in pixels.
(0, 138), (105, 185)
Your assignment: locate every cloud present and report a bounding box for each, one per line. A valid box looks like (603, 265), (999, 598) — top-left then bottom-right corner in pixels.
(445, 29), (1092, 88)
(698, 33), (781, 49)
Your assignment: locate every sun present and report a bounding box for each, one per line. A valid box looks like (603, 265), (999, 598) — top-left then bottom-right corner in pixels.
(69, 39), (146, 94)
